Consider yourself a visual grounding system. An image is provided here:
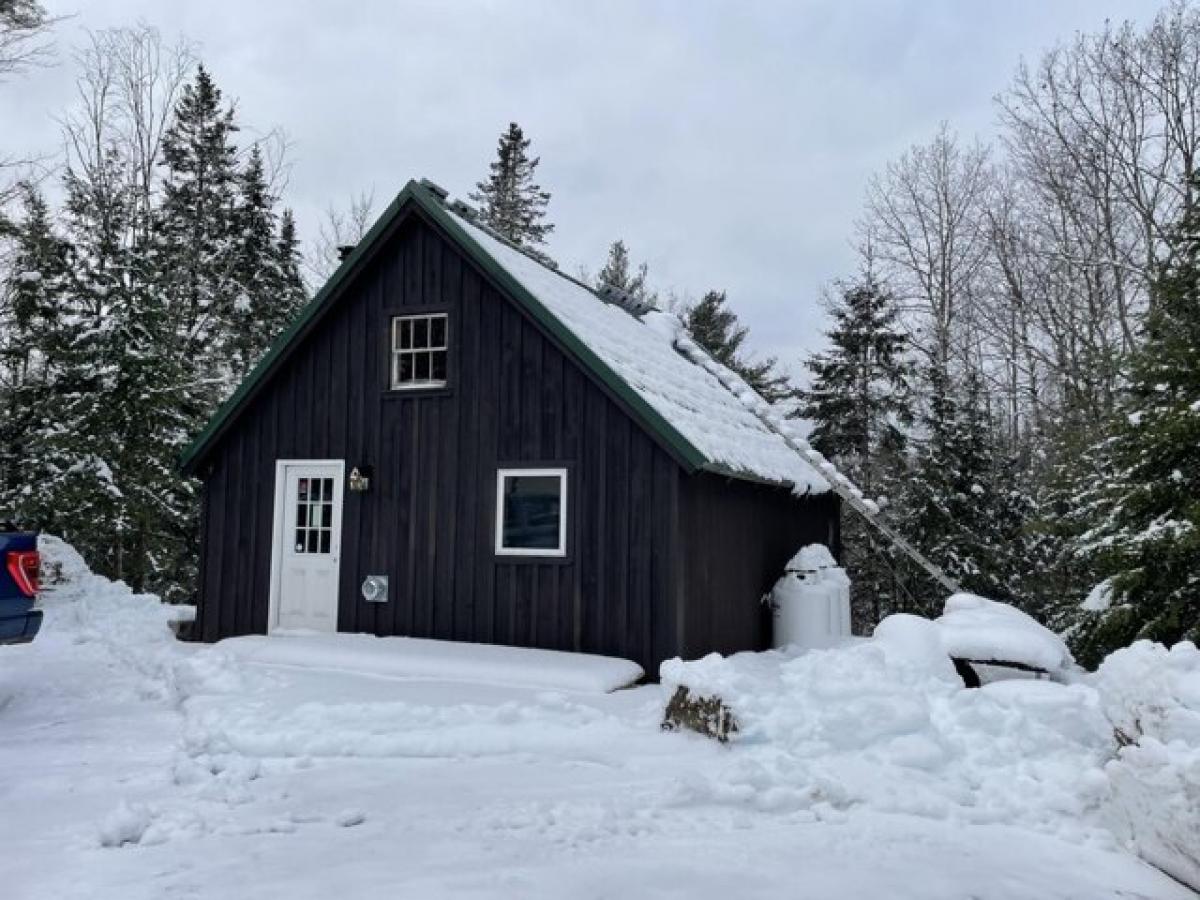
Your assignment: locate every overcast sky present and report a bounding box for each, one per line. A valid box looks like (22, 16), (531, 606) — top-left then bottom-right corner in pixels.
(5, 0), (1162, 374)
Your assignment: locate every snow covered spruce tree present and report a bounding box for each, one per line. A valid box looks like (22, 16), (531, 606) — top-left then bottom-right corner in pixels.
(1068, 180), (1200, 666)
(26, 147), (200, 592)
(275, 207), (307, 327)
(156, 63), (241, 382)
(0, 185), (69, 514)
(904, 366), (1033, 612)
(470, 122), (553, 247)
(225, 145), (308, 380)
(684, 290), (794, 404)
(596, 239), (655, 305)
(797, 269), (913, 629)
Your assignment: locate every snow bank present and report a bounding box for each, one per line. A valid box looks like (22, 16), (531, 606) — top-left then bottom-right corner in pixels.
(661, 624), (1112, 838)
(663, 602), (1200, 883)
(935, 593), (1074, 673)
(1093, 641), (1200, 889)
(218, 632), (643, 693)
(38, 535), (217, 702)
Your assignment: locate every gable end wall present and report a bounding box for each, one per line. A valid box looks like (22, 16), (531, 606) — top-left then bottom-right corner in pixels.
(194, 215), (688, 672)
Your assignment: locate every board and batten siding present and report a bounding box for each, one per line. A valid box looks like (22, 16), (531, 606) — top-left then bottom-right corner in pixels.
(194, 212), (687, 672)
(679, 474), (841, 658)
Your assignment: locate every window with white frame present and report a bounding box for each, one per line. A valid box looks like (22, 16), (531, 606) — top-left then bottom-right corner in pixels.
(390, 313), (448, 389)
(495, 468), (568, 556)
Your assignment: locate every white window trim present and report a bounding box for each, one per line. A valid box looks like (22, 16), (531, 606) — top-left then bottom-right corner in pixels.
(390, 312), (449, 391)
(494, 467), (568, 557)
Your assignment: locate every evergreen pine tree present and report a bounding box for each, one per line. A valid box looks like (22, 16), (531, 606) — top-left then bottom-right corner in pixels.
(596, 239), (653, 304)
(92, 242), (201, 599)
(1029, 410), (1112, 630)
(800, 273), (911, 491)
(229, 144), (275, 367)
(470, 122), (553, 247)
(903, 366), (1032, 613)
(0, 185), (70, 515)
(684, 289), (793, 403)
(157, 63), (240, 373)
(797, 271), (913, 629)
(226, 143), (292, 378)
(30, 154), (146, 580)
(1068, 175), (1200, 665)
(273, 207), (308, 333)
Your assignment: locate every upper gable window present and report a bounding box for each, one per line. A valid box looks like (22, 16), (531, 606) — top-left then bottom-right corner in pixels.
(391, 313), (448, 390)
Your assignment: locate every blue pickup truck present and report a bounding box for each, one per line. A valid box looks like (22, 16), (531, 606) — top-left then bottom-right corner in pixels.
(0, 527), (40, 644)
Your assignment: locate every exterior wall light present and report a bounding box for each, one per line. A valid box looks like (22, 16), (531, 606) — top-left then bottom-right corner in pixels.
(348, 466), (372, 492)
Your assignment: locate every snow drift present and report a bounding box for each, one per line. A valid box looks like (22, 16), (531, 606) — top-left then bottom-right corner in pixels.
(1094, 640), (1200, 889)
(39, 535), (217, 702)
(662, 597), (1200, 887)
(219, 632), (643, 693)
(661, 613), (1112, 839)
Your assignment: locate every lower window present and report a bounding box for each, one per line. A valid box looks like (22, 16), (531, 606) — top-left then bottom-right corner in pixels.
(495, 468), (567, 557)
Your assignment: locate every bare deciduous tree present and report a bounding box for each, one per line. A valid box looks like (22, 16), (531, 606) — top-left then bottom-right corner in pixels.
(859, 122), (994, 377)
(305, 189), (376, 285)
(856, 4), (1200, 461)
(0, 1), (58, 219)
(0, 0), (53, 81)
(58, 26), (195, 250)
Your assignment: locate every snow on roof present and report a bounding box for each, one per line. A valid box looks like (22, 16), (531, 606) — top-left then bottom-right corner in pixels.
(447, 210), (830, 494)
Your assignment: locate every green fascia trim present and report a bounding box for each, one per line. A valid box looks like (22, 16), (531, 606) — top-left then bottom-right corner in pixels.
(699, 460), (795, 490)
(181, 179), (709, 476)
(180, 182), (424, 474)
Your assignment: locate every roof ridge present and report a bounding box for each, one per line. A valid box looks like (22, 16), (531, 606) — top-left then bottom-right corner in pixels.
(425, 182), (637, 310)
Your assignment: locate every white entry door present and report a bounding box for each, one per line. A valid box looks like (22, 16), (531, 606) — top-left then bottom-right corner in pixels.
(271, 461), (344, 632)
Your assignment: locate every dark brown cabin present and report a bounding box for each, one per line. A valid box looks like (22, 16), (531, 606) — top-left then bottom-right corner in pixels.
(181, 179), (840, 676)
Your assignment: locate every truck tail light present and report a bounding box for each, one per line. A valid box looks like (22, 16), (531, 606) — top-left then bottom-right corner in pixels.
(6, 550), (39, 598)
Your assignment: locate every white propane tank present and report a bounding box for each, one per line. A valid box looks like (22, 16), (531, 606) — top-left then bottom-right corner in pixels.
(770, 544), (851, 650)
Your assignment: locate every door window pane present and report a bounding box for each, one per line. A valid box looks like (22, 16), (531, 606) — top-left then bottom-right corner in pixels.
(292, 477), (335, 555)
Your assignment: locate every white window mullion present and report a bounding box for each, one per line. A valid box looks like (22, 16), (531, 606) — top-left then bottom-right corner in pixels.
(390, 313), (449, 390)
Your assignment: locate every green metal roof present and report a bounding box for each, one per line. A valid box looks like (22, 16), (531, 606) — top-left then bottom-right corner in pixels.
(180, 179), (708, 476)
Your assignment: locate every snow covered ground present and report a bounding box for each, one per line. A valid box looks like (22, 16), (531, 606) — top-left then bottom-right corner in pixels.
(220, 631), (644, 693)
(0, 540), (1193, 899)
